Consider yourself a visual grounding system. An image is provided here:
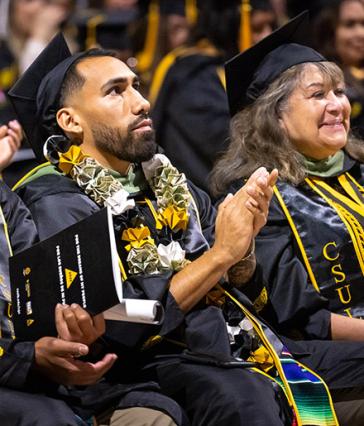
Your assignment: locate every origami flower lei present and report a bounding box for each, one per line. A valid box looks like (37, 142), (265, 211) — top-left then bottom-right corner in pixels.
(57, 147), (191, 275)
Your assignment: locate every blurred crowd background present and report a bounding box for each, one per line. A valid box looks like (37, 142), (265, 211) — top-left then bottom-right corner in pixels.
(1, 0), (364, 195)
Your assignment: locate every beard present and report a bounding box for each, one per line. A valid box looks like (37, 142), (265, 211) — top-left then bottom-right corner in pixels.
(91, 116), (157, 163)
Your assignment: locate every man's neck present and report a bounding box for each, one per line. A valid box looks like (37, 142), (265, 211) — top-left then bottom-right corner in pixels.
(81, 146), (131, 176)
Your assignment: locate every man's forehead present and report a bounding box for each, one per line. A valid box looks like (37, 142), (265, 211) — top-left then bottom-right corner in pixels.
(76, 55), (136, 84)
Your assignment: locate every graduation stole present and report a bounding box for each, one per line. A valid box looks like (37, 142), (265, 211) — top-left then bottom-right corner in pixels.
(224, 288), (338, 426)
(274, 173), (364, 318)
(0, 205), (15, 339)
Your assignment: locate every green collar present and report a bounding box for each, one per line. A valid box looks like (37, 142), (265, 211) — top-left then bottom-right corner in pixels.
(304, 150), (345, 178)
(14, 163), (148, 195)
(108, 164), (148, 194)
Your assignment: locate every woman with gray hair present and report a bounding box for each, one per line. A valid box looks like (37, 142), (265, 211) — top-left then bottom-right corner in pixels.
(212, 10), (364, 336)
(211, 11), (364, 423)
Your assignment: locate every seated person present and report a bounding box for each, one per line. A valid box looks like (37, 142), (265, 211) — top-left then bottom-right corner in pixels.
(0, 178), (97, 425)
(10, 24), (364, 425)
(211, 10), (364, 425)
(0, 144), (179, 425)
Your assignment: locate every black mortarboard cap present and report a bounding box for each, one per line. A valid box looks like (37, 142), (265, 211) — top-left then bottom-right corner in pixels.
(225, 11), (326, 116)
(250, 0), (273, 11)
(75, 10), (137, 51)
(7, 33), (83, 161)
(159, 0), (186, 16)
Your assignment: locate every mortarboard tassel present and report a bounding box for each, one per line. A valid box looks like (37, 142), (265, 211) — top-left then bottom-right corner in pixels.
(136, 0), (160, 74)
(185, 0), (198, 26)
(239, 0), (252, 51)
(85, 14), (106, 50)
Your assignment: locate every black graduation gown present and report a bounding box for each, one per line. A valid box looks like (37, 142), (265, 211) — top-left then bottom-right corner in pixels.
(218, 170), (364, 406)
(244, 156), (364, 329)
(0, 182), (38, 389)
(151, 49), (230, 195)
(18, 168), (364, 426)
(224, 178), (332, 341)
(0, 182), (89, 426)
(17, 170), (297, 426)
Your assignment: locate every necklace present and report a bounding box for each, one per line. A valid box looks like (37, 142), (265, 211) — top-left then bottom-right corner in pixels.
(57, 145), (192, 275)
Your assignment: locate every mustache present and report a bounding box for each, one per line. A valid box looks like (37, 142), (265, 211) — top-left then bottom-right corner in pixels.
(129, 113), (152, 131)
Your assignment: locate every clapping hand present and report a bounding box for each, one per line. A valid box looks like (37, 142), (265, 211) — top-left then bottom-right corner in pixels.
(0, 120), (22, 172)
(243, 167), (278, 237)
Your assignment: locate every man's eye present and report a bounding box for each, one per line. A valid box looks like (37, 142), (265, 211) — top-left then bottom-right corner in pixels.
(108, 86), (122, 95)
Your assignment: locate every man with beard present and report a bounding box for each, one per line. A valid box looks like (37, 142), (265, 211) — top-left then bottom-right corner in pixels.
(7, 33), (341, 426)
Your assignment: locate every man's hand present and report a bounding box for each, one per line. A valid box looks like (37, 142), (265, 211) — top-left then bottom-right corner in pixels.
(0, 121), (22, 171)
(213, 186), (254, 268)
(244, 167), (278, 237)
(169, 167), (278, 312)
(34, 336), (117, 385)
(213, 167), (277, 267)
(55, 303), (105, 346)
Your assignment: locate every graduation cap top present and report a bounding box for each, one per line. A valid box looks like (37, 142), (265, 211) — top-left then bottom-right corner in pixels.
(8, 34), (84, 161)
(225, 11), (326, 116)
(74, 10), (137, 51)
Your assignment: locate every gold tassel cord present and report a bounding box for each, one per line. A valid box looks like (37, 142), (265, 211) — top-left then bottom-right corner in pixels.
(239, 0), (252, 51)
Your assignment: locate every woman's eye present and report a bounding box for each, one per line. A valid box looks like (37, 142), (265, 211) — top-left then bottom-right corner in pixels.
(312, 91), (324, 99)
(335, 88), (346, 96)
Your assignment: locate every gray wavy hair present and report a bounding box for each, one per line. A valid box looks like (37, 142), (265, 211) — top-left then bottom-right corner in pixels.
(210, 61), (364, 198)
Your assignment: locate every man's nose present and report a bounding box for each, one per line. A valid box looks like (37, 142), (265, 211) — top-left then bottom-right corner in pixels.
(131, 90), (151, 115)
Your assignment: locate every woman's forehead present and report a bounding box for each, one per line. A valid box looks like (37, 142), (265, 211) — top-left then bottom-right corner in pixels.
(298, 63), (344, 89)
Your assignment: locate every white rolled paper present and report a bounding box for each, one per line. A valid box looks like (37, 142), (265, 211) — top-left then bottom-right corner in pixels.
(103, 298), (164, 324)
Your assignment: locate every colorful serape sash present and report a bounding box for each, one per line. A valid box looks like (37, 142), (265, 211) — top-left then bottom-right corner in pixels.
(0, 205), (14, 339)
(223, 288), (338, 426)
(277, 350), (338, 426)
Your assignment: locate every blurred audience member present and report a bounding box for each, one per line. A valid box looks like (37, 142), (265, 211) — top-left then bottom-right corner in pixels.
(0, 0), (76, 186)
(150, 0), (277, 195)
(313, 0), (364, 137)
(0, 120), (22, 173)
(134, 0), (195, 94)
(286, 0), (332, 19)
(103, 0), (138, 11)
(250, 0), (277, 44)
(270, 0), (288, 24)
(74, 9), (137, 64)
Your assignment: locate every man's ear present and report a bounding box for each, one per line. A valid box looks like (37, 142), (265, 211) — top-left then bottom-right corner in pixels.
(56, 107), (83, 141)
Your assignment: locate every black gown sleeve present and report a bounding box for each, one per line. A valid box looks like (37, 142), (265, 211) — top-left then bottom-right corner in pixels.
(16, 174), (100, 240)
(1, 182), (38, 252)
(0, 183), (39, 390)
(188, 180), (216, 246)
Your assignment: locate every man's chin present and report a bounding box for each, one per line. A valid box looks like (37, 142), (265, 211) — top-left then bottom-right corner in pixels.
(135, 145), (157, 162)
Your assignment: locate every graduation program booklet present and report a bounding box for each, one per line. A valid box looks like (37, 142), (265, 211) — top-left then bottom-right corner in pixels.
(9, 207), (164, 340)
